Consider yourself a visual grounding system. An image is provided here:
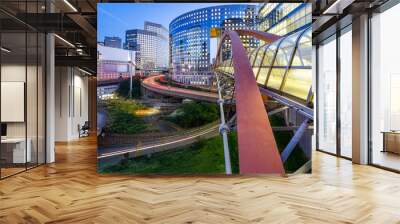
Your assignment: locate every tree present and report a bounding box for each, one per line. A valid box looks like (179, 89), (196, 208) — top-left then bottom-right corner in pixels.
(167, 102), (219, 128)
(117, 77), (141, 98)
(107, 108), (146, 134)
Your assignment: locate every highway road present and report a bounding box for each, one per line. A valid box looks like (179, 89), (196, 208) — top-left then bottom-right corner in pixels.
(142, 75), (219, 102)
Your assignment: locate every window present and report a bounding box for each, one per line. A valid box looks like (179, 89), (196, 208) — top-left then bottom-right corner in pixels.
(0, 2), (46, 179)
(370, 3), (400, 171)
(282, 28), (312, 100)
(339, 28), (352, 158)
(317, 35), (337, 154)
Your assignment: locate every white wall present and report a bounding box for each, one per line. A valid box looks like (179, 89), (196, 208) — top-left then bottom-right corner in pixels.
(55, 67), (89, 141)
(55, 67), (69, 141)
(1, 63), (46, 164)
(1, 65), (41, 137)
(1, 65), (26, 138)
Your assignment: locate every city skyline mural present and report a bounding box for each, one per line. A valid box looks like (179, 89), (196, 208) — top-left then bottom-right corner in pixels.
(97, 2), (313, 175)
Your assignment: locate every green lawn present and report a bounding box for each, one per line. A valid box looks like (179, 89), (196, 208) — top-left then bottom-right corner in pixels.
(100, 114), (308, 174)
(100, 133), (239, 174)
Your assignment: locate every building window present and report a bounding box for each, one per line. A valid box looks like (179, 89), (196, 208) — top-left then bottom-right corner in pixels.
(370, 3), (400, 171)
(317, 35), (337, 155)
(339, 28), (352, 158)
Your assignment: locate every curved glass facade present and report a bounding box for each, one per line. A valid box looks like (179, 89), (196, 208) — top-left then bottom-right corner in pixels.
(169, 4), (257, 85)
(216, 25), (312, 103)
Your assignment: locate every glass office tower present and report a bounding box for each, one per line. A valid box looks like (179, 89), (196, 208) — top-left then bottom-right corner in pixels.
(258, 3), (312, 39)
(169, 4), (258, 85)
(126, 21), (169, 71)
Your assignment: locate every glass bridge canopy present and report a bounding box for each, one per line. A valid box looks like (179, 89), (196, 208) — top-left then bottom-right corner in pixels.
(216, 26), (312, 103)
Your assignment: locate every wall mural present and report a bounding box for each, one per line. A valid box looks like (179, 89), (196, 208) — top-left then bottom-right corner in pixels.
(97, 2), (313, 175)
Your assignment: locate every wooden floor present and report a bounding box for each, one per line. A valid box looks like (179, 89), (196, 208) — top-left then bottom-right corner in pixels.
(372, 150), (400, 171)
(1, 137), (400, 223)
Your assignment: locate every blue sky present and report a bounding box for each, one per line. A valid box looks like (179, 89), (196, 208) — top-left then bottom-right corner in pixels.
(97, 3), (257, 42)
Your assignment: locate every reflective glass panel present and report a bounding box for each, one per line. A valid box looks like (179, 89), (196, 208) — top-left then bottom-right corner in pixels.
(371, 4), (400, 171)
(317, 36), (337, 154)
(282, 69), (312, 100)
(282, 28), (312, 100)
(252, 44), (267, 78)
(339, 29), (352, 158)
(266, 68), (286, 90)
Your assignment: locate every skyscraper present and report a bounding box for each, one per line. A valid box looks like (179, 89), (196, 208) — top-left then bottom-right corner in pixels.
(169, 4), (258, 85)
(258, 3), (312, 36)
(220, 6), (259, 61)
(144, 21), (169, 70)
(125, 21), (169, 71)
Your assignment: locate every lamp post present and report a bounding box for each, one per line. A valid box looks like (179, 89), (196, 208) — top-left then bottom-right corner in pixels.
(128, 51), (135, 98)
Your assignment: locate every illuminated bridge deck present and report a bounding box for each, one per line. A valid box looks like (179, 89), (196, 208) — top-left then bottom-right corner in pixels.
(215, 25), (313, 119)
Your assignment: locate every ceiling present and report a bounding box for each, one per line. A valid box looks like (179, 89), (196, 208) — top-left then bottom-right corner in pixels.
(311, 0), (391, 43)
(0, 0), (97, 73)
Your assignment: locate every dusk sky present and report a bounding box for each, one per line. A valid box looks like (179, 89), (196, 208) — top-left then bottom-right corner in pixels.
(97, 3), (258, 42)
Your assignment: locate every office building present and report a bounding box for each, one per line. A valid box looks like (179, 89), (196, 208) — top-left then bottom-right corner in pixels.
(97, 45), (135, 81)
(125, 29), (157, 70)
(104, 36), (122, 48)
(97, 44), (135, 98)
(144, 21), (169, 70)
(125, 21), (169, 71)
(258, 3), (312, 39)
(220, 15), (259, 60)
(169, 4), (258, 85)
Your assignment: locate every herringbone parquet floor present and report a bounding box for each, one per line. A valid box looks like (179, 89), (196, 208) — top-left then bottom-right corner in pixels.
(1, 137), (400, 224)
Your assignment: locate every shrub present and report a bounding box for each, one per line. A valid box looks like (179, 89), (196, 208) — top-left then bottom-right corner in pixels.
(107, 109), (147, 134)
(166, 101), (219, 128)
(105, 99), (147, 134)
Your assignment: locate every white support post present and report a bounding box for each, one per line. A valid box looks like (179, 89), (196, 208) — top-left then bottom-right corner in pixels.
(46, 32), (55, 163)
(45, 0), (56, 163)
(352, 14), (369, 164)
(216, 75), (232, 174)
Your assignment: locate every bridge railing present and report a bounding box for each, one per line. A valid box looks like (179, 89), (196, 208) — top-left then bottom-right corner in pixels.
(215, 25), (313, 106)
